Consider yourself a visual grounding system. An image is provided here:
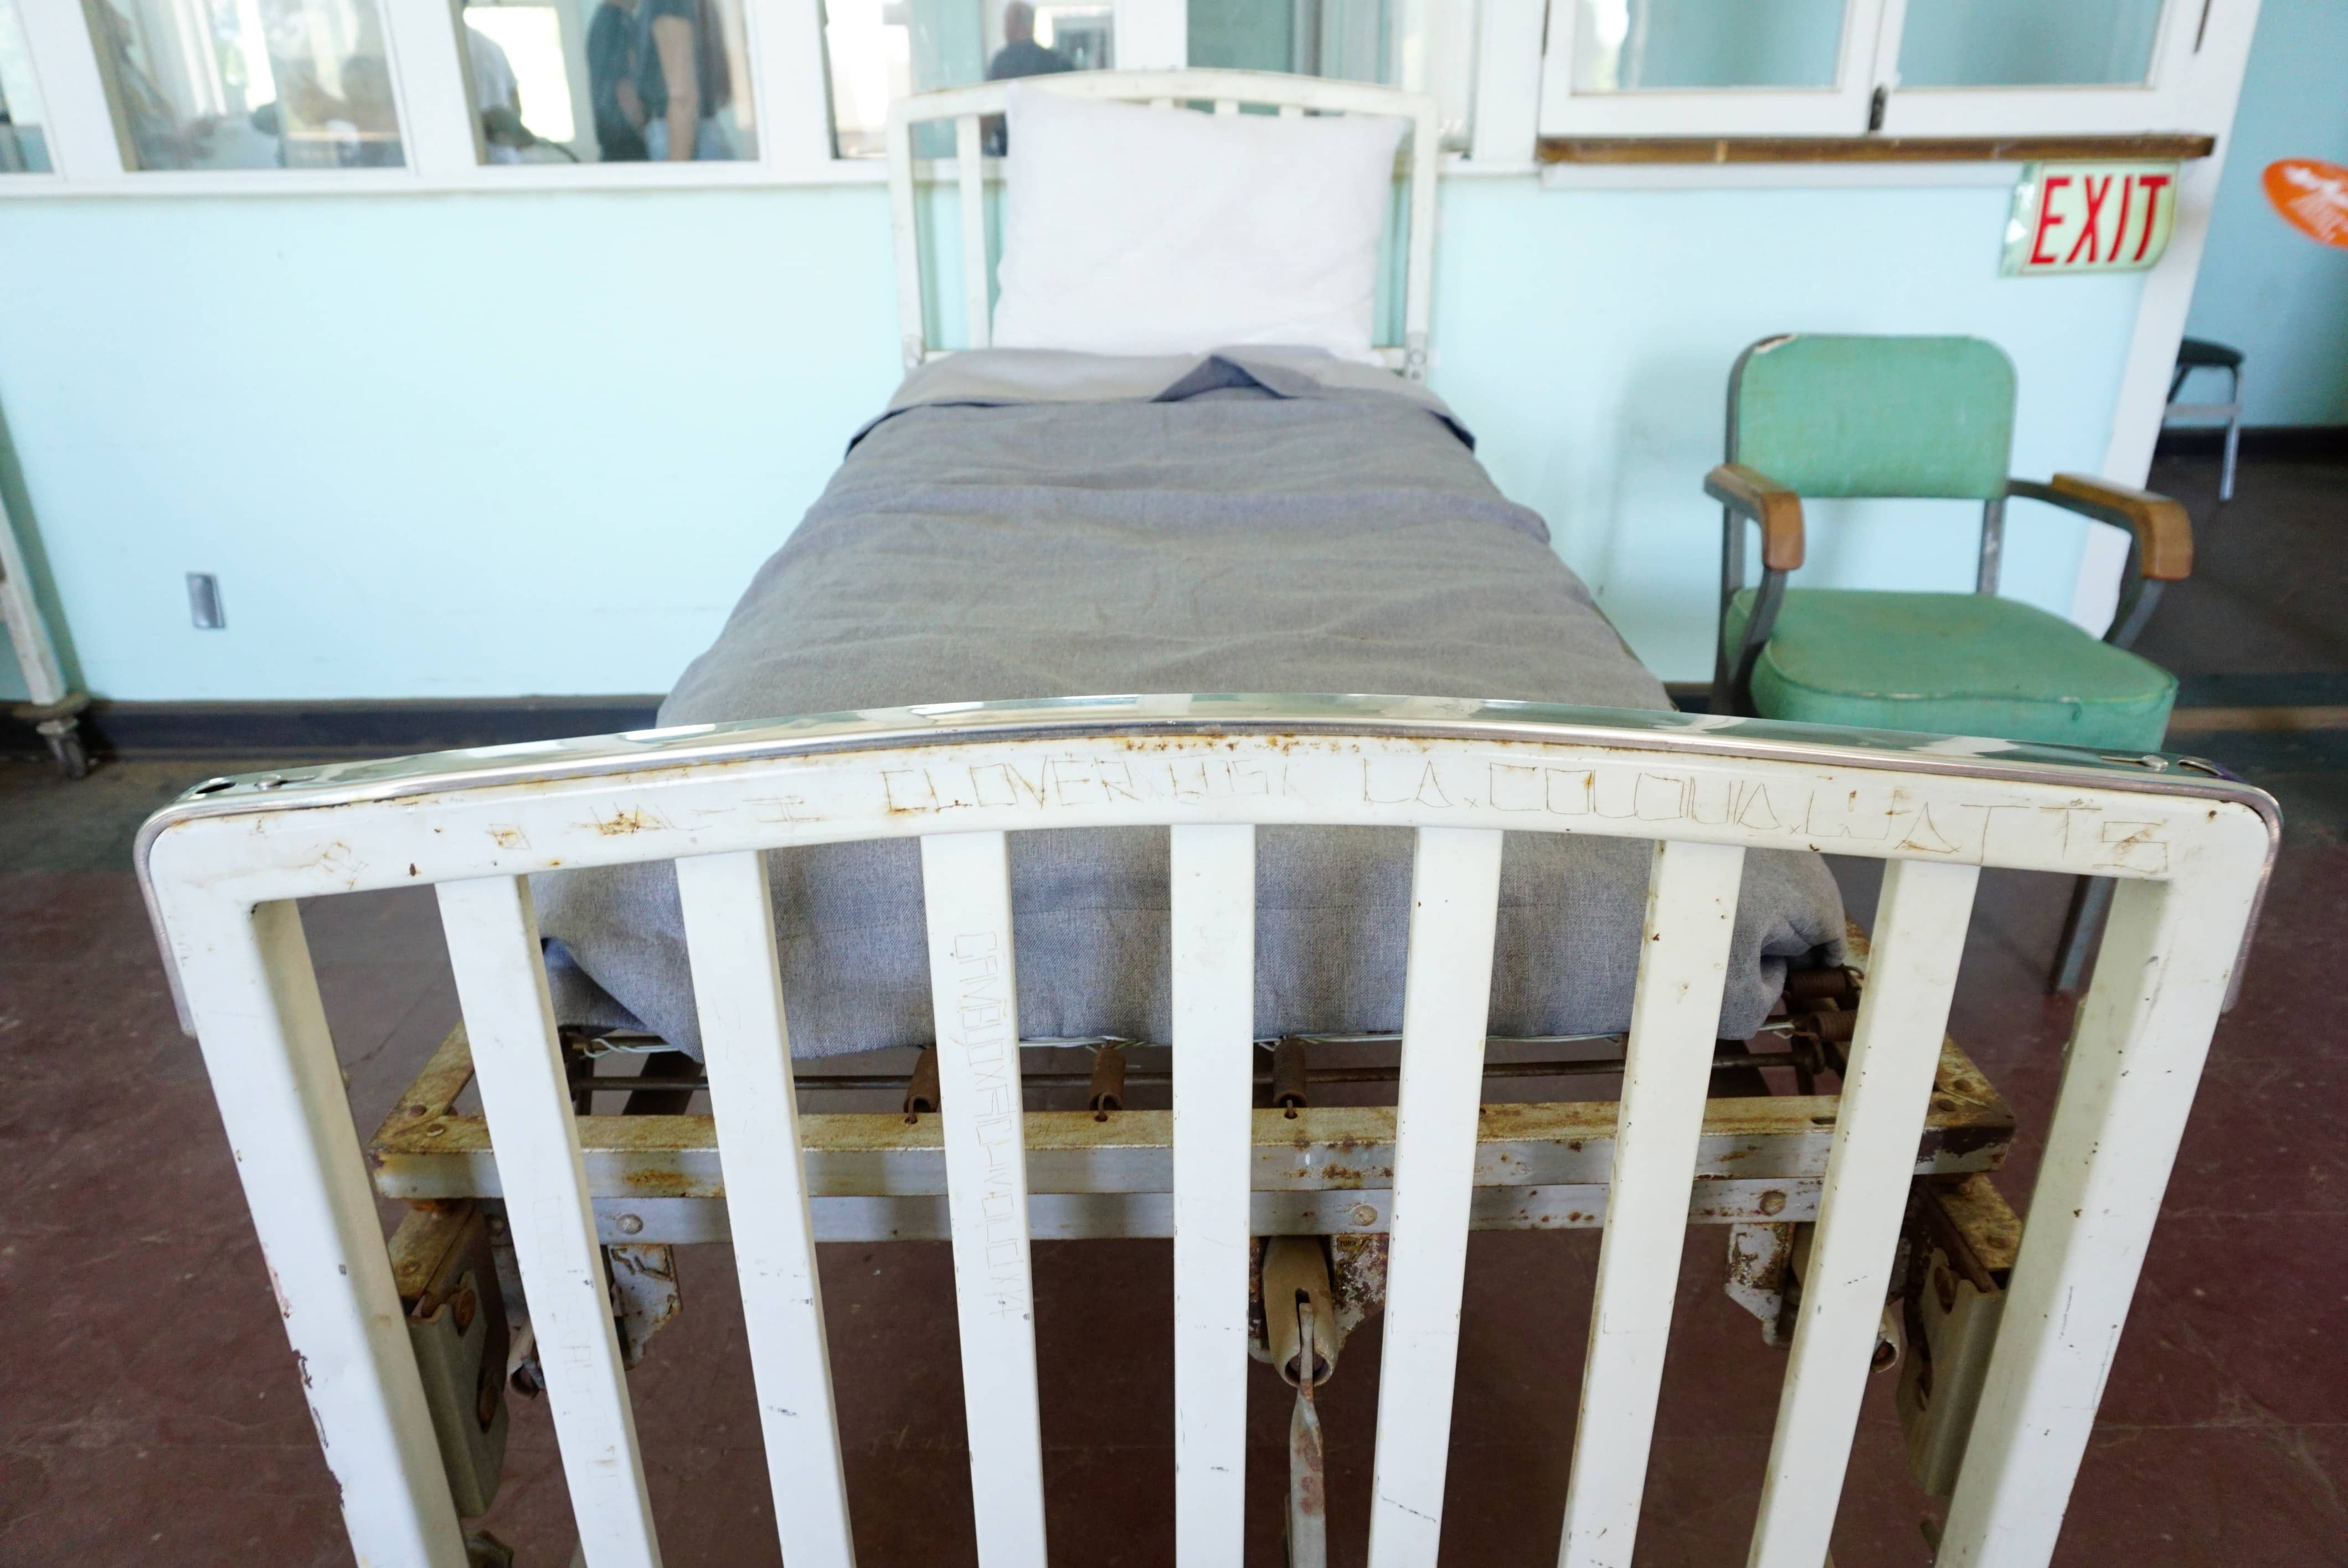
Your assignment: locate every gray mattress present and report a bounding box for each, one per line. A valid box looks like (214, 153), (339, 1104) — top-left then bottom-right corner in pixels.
(536, 349), (1845, 1058)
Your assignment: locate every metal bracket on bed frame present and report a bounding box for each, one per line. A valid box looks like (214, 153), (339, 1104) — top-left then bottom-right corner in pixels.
(369, 1028), (2016, 1243)
(367, 933), (2019, 1247)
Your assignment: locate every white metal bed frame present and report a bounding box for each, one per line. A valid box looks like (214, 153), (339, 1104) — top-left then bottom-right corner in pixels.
(139, 694), (2273, 1567)
(884, 70), (1442, 379)
(136, 70), (2279, 1568)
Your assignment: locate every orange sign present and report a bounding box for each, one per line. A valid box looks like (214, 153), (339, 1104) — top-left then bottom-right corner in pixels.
(2001, 162), (2179, 276)
(2264, 158), (2348, 248)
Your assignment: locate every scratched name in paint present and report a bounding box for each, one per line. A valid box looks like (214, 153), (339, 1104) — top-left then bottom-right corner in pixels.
(1362, 757), (2169, 874)
(864, 749), (2169, 875)
(882, 754), (1298, 815)
(946, 931), (1029, 1317)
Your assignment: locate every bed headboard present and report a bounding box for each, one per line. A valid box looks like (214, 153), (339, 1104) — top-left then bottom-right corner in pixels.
(884, 69), (1442, 381)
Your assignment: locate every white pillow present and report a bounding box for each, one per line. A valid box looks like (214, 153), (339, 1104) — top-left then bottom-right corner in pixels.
(990, 86), (1408, 363)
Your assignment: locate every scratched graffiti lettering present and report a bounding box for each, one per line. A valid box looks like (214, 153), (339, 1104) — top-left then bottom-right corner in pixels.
(946, 931), (1028, 1316)
(850, 745), (2172, 875)
(884, 754), (1298, 816)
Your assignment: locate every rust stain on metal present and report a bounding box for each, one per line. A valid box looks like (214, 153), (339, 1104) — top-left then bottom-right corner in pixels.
(368, 1024), (478, 1163)
(1932, 1173), (2022, 1272)
(368, 1010), (2019, 1206)
(586, 806), (667, 837)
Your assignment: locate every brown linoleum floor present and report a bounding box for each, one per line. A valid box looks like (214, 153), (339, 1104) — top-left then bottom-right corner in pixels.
(3, 451), (2344, 1566)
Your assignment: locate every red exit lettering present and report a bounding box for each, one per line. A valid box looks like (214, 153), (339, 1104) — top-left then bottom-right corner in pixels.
(2021, 168), (2174, 272)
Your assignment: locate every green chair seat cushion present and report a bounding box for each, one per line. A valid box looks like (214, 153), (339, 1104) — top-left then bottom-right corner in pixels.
(1724, 589), (2176, 752)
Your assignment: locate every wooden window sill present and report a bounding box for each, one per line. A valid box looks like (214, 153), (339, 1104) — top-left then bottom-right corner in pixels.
(1536, 133), (2216, 166)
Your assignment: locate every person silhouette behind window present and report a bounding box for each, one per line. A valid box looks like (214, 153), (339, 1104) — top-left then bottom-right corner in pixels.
(982, 2), (1072, 152)
(987, 2), (1074, 82)
(639, 0), (734, 160)
(588, 0), (648, 161)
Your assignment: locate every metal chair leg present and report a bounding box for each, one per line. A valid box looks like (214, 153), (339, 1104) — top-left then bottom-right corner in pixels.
(2220, 365), (2242, 502)
(2049, 875), (2115, 994)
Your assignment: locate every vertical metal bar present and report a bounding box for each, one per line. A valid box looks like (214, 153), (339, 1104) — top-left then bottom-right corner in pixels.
(174, 898), (468, 1567)
(437, 876), (662, 1568)
(956, 115), (990, 350)
(1365, 826), (1506, 1568)
(1745, 858), (1980, 1568)
(1289, 1303), (1329, 1568)
(885, 105), (926, 368)
(1976, 495), (2006, 596)
(1400, 99), (1439, 372)
(1556, 839), (1748, 1568)
(2050, 874), (2114, 995)
(1939, 874), (2252, 1567)
(2220, 364), (2242, 501)
(1171, 824), (1256, 1566)
(920, 831), (1048, 1565)
(0, 490), (70, 706)
(674, 852), (856, 1568)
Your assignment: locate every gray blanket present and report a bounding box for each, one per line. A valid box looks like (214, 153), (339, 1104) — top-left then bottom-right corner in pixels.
(537, 350), (1845, 1057)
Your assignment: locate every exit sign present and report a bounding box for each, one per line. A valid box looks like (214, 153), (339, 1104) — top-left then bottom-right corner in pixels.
(2001, 161), (2180, 276)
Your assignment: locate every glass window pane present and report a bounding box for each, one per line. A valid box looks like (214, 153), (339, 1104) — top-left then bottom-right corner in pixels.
(1188, 1), (1476, 152)
(1188, 0), (1391, 85)
(1897, 0), (2165, 89)
(0, 0), (50, 172)
(88, 0), (403, 170)
(1565, 0), (1847, 92)
(825, 0), (1114, 160)
(461, 0), (757, 164)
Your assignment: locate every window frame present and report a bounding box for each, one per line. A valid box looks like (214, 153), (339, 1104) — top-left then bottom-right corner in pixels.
(1870, 0), (2203, 136)
(7, 0), (852, 194)
(1537, 0), (1880, 137)
(1, 0), (1525, 196)
(1536, 0), (2215, 143)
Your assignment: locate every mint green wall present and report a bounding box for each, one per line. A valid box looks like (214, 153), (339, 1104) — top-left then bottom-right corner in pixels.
(0, 187), (900, 704)
(2182, 0), (2348, 427)
(0, 174), (2143, 703)
(1437, 179), (2140, 679)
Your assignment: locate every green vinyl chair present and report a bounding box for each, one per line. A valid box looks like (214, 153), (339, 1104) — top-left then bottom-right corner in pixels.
(1705, 333), (2194, 991)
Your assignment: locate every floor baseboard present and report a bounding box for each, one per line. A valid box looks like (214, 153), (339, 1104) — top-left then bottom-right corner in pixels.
(2155, 424), (2348, 461)
(14, 677), (2344, 762)
(1, 695), (665, 760)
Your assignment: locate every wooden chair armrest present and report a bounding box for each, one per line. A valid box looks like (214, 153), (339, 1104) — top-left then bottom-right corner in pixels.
(1705, 463), (1805, 571)
(2009, 474), (2193, 581)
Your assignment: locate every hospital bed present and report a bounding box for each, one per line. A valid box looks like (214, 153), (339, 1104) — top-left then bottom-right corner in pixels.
(137, 71), (2277, 1568)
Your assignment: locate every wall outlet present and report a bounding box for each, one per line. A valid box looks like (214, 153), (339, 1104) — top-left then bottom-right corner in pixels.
(187, 572), (225, 630)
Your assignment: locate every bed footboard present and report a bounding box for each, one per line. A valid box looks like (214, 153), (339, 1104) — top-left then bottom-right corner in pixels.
(137, 694), (2275, 1568)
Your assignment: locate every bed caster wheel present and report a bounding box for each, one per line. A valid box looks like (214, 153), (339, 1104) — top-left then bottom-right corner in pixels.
(45, 725), (90, 780)
(464, 1530), (515, 1568)
(17, 697), (91, 780)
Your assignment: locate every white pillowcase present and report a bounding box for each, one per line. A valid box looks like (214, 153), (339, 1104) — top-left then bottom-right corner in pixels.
(990, 86), (1408, 364)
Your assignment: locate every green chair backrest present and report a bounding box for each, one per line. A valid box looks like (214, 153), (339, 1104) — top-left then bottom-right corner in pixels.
(1728, 334), (2017, 501)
